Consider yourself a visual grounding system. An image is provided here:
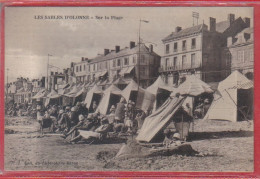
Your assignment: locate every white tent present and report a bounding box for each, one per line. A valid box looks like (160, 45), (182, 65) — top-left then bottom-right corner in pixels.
(204, 71), (253, 122)
(96, 84), (122, 115)
(171, 75), (214, 97)
(32, 88), (47, 99)
(84, 84), (103, 108)
(146, 76), (173, 95)
(47, 89), (61, 99)
(121, 80), (139, 102)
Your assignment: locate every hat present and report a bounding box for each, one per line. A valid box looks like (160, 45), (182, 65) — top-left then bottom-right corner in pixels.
(115, 116), (120, 121)
(87, 113), (93, 119)
(79, 114), (84, 121)
(76, 102), (81, 106)
(110, 105), (115, 110)
(71, 107), (76, 112)
(65, 106), (70, 110)
(101, 117), (108, 122)
(173, 133), (181, 139)
(59, 109), (64, 114)
(204, 99), (210, 103)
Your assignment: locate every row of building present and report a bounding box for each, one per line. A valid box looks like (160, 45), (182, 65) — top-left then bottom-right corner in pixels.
(5, 13), (253, 105)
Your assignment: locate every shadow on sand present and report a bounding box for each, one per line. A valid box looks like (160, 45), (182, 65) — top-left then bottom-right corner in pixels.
(188, 130), (253, 141)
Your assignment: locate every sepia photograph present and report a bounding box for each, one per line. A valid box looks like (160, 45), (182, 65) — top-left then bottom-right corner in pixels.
(4, 6), (254, 172)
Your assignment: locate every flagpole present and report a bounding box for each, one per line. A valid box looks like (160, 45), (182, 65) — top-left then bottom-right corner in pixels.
(138, 19), (141, 91)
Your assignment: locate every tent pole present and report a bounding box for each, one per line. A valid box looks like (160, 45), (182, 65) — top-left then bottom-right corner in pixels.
(181, 114), (184, 141)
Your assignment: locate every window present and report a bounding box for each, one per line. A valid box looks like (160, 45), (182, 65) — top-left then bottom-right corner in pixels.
(237, 51), (244, 63)
(88, 65), (90, 71)
(117, 59), (121, 66)
(166, 44), (170, 54)
(191, 54), (196, 68)
(105, 61), (108, 69)
(141, 55), (145, 63)
(113, 59), (116, 67)
(133, 56), (136, 64)
(191, 38), (196, 49)
(182, 55), (187, 69)
(93, 64), (95, 71)
(173, 57), (177, 69)
(76, 66), (78, 72)
(124, 57), (129, 65)
(84, 65), (86, 71)
(174, 42), (178, 52)
(226, 52), (231, 68)
(165, 58), (169, 67)
(249, 49), (254, 62)
(182, 40), (187, 51)
(80, 65), (82, 71)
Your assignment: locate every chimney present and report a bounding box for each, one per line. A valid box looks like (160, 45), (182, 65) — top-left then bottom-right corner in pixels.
(175, 26), (182, 32)
(243, 17), (250, 28)
(81, 57), (85, 61)
(115, 46), (120, 53)
(130, 41), (135, 49)
(104, 49), (110, 56)
(149, 44), (153, 52)
(209, 17), (216, 32)
(228, 14), (235, 25)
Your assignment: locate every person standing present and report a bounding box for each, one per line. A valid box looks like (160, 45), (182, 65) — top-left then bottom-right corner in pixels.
(115, 98), (126, 122)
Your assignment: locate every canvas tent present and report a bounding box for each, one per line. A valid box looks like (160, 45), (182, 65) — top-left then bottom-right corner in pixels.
(146, 76), (174, 111)
(136, 96), (186, 142)
(32, 88), (47, 99)
(171, 75), (214, 97)
(62, 85), (84, 106)
(84, 84), (103, 109)
(121, 80), (140, 102)
(146, 76), (173, 95)
(204, 71), (253, 122)
(96, 84), (121, 115)
(45, 89), (62, 106)
(136, 75), (214, 142)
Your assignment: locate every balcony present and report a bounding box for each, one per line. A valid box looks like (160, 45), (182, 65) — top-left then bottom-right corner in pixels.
(159, 64), (201, 73)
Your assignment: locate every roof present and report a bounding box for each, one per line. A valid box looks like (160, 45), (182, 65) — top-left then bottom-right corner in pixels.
(162, 24), (208, 42)
(216, 21), (230, 33)
(79, 43), (160, 64)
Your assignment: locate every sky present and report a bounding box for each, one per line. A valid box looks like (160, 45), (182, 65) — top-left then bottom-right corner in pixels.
(5, 6), (253, 83)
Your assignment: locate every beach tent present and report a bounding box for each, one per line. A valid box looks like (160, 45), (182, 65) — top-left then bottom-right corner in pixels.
(84, 84), (103, 109)
(204, 71), (253, 122)
(96, 84), (121, 115)
(146, 76), (173, 95)
(32, 88), (47, 99)
(121, 80), (140, 102)
(113, 78), (128, 90)
(45, 89), (62, 106)
(136, 96), (186, 142)
(171, 75), (214, 97)
(62, 85), (84, 106)
(136, 75), (214, 142)
(146, 76), (174, 110)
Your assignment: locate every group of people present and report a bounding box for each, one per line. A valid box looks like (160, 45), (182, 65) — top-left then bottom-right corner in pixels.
(36, 97), (148, 144)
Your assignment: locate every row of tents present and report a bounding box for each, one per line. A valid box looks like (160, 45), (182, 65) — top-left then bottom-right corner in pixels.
(32, 70), (253, 126)
(136, 70), (253, 142)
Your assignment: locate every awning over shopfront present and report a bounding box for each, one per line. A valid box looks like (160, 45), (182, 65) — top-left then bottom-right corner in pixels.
(119, 66), (135, 76)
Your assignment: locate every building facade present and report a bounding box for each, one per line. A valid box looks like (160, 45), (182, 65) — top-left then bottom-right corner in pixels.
(221, 27), (253, 80)
(72, 42), (161, 88)
(160, 13), (251, 85)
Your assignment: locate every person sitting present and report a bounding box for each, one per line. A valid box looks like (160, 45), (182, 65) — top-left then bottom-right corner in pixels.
(70, 107), (79, 127)
(69, 116), (112, 143)
(113, 116), (125, 133)
(108, 105), (116, 124)
(57, 109), (71, 133)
